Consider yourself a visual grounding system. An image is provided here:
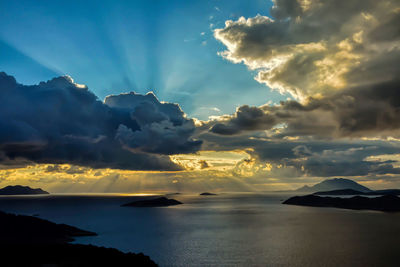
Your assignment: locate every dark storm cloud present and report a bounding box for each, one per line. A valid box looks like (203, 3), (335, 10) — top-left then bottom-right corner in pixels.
(209, 79), (400, 138)
(211, 105), (277, 135)
(0, 72), (201, 170)
(200, 131), (400, 177)
(286, 144), (400, 177)
(105, 92), (202, 154)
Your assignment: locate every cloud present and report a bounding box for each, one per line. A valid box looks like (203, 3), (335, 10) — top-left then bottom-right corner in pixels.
(199, 160), (209, 169)
(0, 72), (201, 170)
(286, 145), (400, 177)
(210, 105), (277, 135)
(198, 129), (400, 178)
(214, 0), (400, 100)
(209, 0), (400, 139)
(105, 91), (202, 154)
(1, 0), (399, 189)
(202, 0), (400, 181)
(208, 79), (400, 138)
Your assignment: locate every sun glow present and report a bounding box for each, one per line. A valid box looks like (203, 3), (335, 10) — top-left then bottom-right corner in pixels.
(170, 150), (250, 171)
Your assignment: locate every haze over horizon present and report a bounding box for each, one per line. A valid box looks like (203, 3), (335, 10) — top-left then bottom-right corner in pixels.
(1, 0), (400, 193)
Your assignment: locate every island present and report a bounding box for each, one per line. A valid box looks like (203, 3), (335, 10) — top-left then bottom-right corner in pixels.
(0, 210), (157, 266)
(200, 192), (217, 196)
(295, 178), (371, 193)
(372, 189), (400, 195)
(166, 192), (181, 196)
(0, 185), (49, 195)
(314, 189), (367, 195)
(314, 189), (400, 196)
(283, 194), (400, 212)
(121, 197), (182, 207)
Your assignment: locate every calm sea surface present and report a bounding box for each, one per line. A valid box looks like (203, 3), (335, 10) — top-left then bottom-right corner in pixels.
(0, 193), (399, 266)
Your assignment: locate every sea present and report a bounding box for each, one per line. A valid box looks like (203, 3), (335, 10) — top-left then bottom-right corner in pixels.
(0, 192), (399, 267)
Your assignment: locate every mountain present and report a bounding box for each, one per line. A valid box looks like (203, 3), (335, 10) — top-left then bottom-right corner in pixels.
(296, 178), (371, 193)
(283, 194), (400, 212)
(0, 185), (49, 195)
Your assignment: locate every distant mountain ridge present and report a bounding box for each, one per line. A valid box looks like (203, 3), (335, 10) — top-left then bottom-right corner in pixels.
(0, 185), (49, 195)
(296, 178), (371, 193)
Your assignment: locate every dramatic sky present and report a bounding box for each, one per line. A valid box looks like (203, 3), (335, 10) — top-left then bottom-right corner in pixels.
(0, 0), (399, 192)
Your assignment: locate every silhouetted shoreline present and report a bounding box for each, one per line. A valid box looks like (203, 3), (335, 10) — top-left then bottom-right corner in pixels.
(0, 210), (157, 266)
(314, 189), (400, 196)
(283, 194), (400, 212)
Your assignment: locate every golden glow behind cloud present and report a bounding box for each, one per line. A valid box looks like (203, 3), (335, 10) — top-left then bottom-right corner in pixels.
(214, 0), (399, 100)
(170, 150), (250, 171)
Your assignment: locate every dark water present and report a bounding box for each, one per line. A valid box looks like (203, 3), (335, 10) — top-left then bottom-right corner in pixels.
(0, 193), (399, 266)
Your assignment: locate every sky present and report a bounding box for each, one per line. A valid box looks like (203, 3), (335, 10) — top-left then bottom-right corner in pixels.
(0, 0), (280, 119)
(0, 0), (399, 193)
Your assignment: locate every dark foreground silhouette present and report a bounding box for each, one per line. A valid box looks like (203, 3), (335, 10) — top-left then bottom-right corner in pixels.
(0, 185), (49, 195)
(122, 197), (182, 207)
(1, 243), (157, 267)
(0, 211), (157, 266)
(283, 194), (400, 212)
(314, 189), (400, 196)
(0, 210), (96, 243)
(200, 192), (217, 196)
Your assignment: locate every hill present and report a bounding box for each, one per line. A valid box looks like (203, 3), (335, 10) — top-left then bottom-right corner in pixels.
(296, 178), (371, 193)
(0, 210), (157, 266)
(0, 185), (49, 195)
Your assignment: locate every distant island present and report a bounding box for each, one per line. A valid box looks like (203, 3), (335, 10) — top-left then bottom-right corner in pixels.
(121, 197), (182, 207)
(314, 189), (400, 196)
(200, 192), (217, 196)
(295, 178), (371, 193)
(0, 210), (157, 266)
(0, 185), (49, 195)
(283, 194), (400, 212)
(166, 192), (181, 196)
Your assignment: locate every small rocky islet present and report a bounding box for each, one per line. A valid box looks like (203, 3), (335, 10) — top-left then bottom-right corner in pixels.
(121, 197), (182, 207)
(200, 192), (217, 196)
